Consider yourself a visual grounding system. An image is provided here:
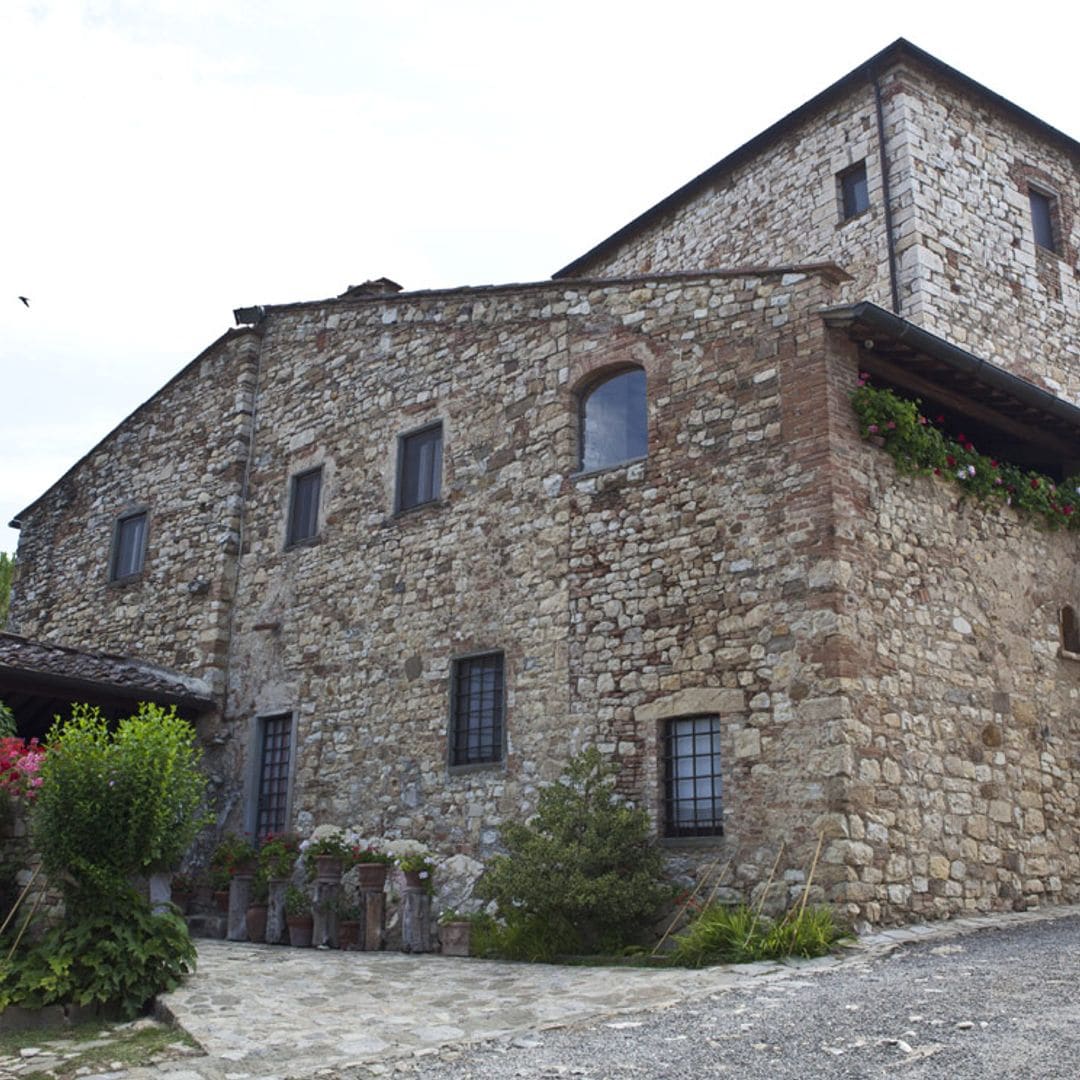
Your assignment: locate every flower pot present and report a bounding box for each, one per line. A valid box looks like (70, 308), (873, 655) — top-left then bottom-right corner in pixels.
(314, 855), (343, 882)
(402, 870), (427, 889)
(440, 920), (471, 957)
(234, 858), (257, 878)
(245, 904), (268, 943)
(337, 919), (361, 950)
(356, 863), (389, 891)
(171, 891), (192, 915)
(214, 889), (230, 913)
(287, 916), (314, 947)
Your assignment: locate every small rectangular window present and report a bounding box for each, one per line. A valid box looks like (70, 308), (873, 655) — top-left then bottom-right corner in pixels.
(255, 713), (293, 838)
(839, 161), (869, 221)
(397, 423), (443, 512)
(110, 510), (147, 581)
(1030, 189), (1057, 252)
(287, 467), (322, 546)
(664, 715), (723, 838)
(450, 652), (504, 766)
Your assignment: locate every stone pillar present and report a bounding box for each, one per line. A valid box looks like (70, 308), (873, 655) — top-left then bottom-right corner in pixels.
(148, 872), (172, 915)
(266, 878), (289, 944)
(313, 880), (339, 948)
(361, 889), (385, 951)
(227, 873), (253, 941)
(401, 887), (432, 953)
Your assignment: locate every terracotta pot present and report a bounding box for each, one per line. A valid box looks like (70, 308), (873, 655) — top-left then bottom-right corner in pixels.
(402, 870), (427, 889)
(356, 863), (389, 891)
(440, 921), (471, 957)
(214, 889), (230, 913)
(314, 855), (343, 882)
(234, 858), (257, 878)
(287, 916), (314, 947)
(337, 919), (361, 950)
(245, 904), (268, 943)
(171, 891), (192, 915)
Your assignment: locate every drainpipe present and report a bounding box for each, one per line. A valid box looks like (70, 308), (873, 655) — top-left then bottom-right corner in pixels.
(871, 67), (902, 316)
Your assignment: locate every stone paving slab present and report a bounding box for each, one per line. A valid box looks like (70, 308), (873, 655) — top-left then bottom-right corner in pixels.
(119, 903), (1080, 1080)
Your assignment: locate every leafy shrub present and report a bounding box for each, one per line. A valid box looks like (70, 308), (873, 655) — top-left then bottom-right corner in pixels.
(669, 903), (846, 968)
(477, 748), (668, 955)
(0, 890), (195, 1018)
(33, 703), (207, 908)
(0, 700), (15, 738)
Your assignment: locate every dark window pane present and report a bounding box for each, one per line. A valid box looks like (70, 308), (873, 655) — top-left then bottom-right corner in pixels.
(288, 468), (321, 545)
(256, 713), (292, 838)
(399, 424), (443, 510)
(451, 653), (504, 766)
(664, 715), (723, 837)
(581, 368), (647, 472)
(841, 162), (869, 220)
(1063, 606), (1080, 654)
(111, 512), (147, 580)
(1030, 190), (1056, 251)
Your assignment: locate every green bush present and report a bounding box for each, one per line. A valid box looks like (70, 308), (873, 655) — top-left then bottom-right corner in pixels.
(476, 748), (668, 956)
(669, 903), (846, 968)
(0, 890), (196, 1018)
(33, 703), (207, 907)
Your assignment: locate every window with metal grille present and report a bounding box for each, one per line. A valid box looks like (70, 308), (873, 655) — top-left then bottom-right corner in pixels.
(255, 713), (292, 838)
(839, 161), (869, 221)
(397, 422), (443, 511)
(287, 467), (322, 546)
(450, 652), (504, 766)
(664, 715), (723, 837)
(1030, 189), (1057, 252)
(110, 510), (148, 581)
(580, 367), (647, 472)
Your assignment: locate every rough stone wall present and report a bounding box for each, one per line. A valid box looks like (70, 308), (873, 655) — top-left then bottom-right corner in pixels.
(10, 331), (259, 695)
(889, 59), (1080, 401)
(569, 81), (893, 314)
(226, 270), (853, 898)
(824, 349), (1080, 923)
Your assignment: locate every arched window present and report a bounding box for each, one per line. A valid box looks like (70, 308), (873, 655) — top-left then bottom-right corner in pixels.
(1061, 605), (1080, 655)
(580, 367), (647, 472)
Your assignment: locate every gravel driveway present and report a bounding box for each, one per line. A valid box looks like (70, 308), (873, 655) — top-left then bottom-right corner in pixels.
(408, 915), (1080, 1079)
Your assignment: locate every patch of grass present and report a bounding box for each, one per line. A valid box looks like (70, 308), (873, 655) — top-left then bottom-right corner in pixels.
(669, 903), (848, 968)
(0, 1018), (200, 1078)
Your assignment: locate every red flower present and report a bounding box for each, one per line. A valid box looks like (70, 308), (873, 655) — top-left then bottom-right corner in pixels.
(1031, 478), (1041, 490)
(946, 455), (956, 467)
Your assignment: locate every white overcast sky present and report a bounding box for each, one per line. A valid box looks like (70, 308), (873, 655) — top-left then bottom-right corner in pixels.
(2, 1), (1077, 557)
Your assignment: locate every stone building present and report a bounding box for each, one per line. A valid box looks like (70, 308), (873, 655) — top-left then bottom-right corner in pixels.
(5, 39), (1079, 925)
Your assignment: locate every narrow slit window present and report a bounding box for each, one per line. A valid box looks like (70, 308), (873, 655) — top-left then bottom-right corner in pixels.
(1062, 605), (1080, 655)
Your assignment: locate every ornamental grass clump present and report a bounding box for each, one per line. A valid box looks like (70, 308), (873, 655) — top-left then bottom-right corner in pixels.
(851, 380), (1080, 530)
(477, 748), (667, 958)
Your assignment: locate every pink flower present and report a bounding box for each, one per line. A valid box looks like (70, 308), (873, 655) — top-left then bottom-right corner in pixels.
(868, 424), (879, 434)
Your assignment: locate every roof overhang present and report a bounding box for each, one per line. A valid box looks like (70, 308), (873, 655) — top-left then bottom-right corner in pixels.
(0, 632), (216, 739)
(822, 302), (1080, 460)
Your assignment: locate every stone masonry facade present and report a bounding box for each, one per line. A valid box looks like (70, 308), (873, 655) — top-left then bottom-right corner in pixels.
(7, 40), (1079, 925)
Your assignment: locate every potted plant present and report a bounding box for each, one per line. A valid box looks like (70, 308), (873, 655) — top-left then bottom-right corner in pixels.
(209, 864), (232, 912)
(259, 831), (300, 882)
(335, 897), (363, 950)
(302, 830), (351, 882)
(284, 885), (314, 947)
(349, 844), (394, 890)
(245, 871), (269, 943)
(170, 871), (195, 915)
(211, 832), (258, 883)
(437, 909), (478, 957)
(397, 851), (435, 893)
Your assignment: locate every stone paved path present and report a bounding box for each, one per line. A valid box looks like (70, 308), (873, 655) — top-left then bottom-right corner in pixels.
(59, 904), (1080, 1080)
